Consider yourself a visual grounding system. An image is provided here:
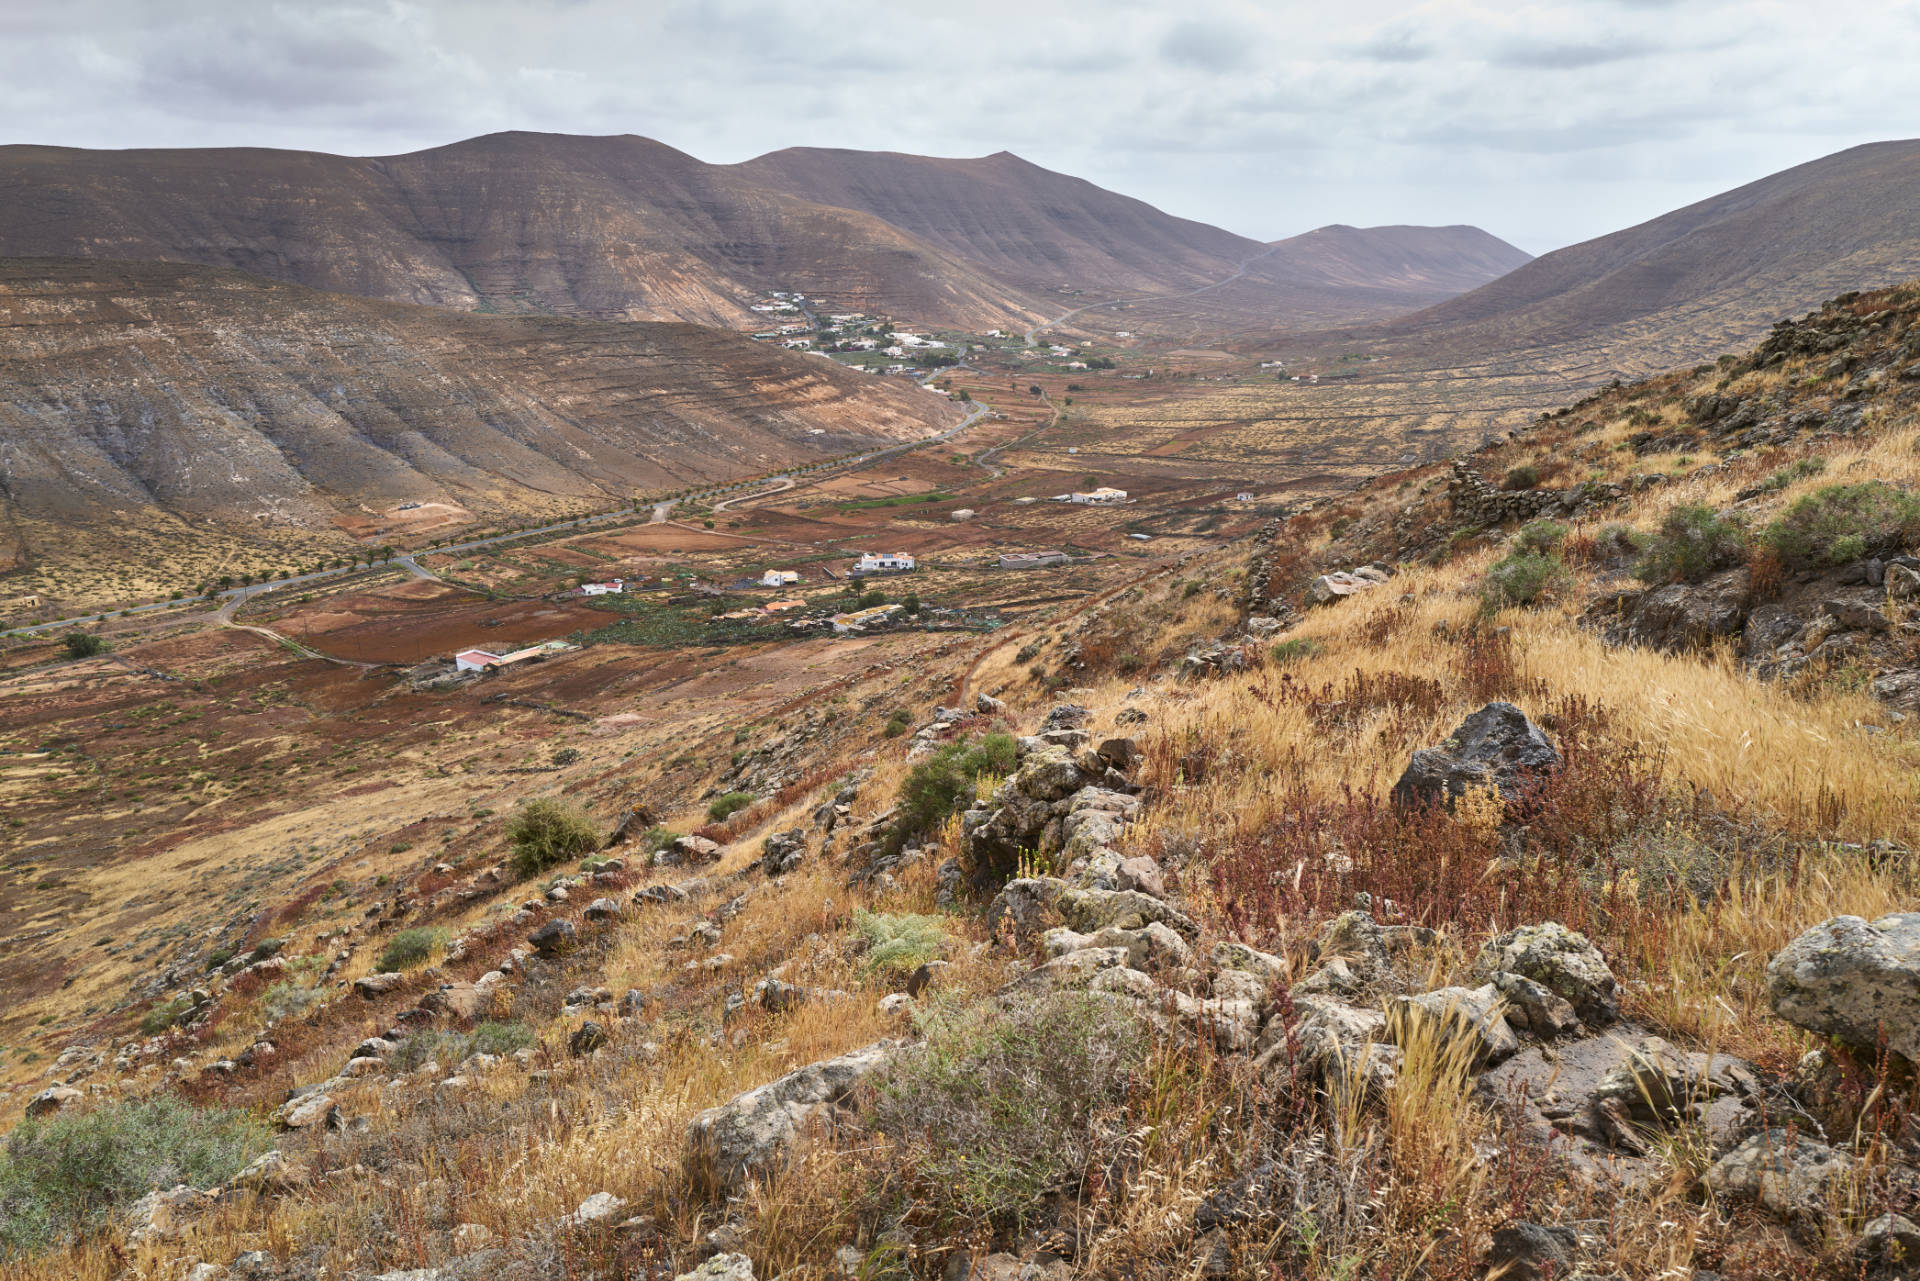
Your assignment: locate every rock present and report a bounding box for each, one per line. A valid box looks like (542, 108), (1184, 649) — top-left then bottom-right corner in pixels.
(1488, 971), (1581, 1038)
(675, 1254), (756, 1281)
(529, 919), (578, 958)
(1477, 923), (1619, 1027)
(1308, 572), (1373, 605)
(229, 1148), (296, 1193)
(418, 982), (482, 1022)
(1767, 913), (1920, 1063)
(584, 896), (624, 924)
(227, 1252), (276, 1280)
(1256, 996), (1397, 1096)
(878, 993), (915, 1017)
(685, 1042), (893, 1194)
(1386, 985), (1519, 1066)
(1485, 1221), (1579, 1281)
(1211, 967), (1266, 1004)
(1855, 1213), (1920, 1278)
(1096, 736), (1140, 771)
(1212, 941), (1289, 988)
(1043, 703), (1092, 731)
(760, 829), (807, 877)
(666, 834), (724, 865)
(1706, 1129), (1855, 1223)
(1114, 855), (1164, 898)
(569, 1021), (609, 1056)
(558, 1190), (627, 1228)
(1315, 910), (1391, 980)
(1017, 946), (1133, 989)
(1619, 567), (1752, 652)
(976, 692), (1007, 715)
(276, 1093), (339, 1130)
(353, 971), (407, 998)
(126, 1184), (212, 1244)
(187, 1265), (227, 1281)
(24, 1085), (82, 1118)
(990, 877), (1200, 944)
(1587, 1037), (1758, 1149)
(351, 1036), (400, 1061)
(1393, 702), (1561, 809)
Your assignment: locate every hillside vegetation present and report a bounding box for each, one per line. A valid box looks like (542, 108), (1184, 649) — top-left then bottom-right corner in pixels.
(6, 286), (1920, 1281)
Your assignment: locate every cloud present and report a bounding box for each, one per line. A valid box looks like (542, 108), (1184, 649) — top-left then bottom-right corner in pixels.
(1159, 18), (1253, 70)
(1487, 35), (1656, 69)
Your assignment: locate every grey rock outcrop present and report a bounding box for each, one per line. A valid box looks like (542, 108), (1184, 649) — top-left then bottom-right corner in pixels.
(1768, 913), (1920, 1063)
(1392, 701), (1561, 809)
(685, 1042), (893, 1194)
(1476, 922), (1619, 1027)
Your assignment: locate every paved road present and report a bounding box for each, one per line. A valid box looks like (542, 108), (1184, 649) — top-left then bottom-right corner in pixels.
(712, 475), (794, 513)
(1023, 245), (1281, 347)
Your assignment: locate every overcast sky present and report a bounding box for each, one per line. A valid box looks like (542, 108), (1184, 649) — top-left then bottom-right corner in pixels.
(4, 0), (1918, 254)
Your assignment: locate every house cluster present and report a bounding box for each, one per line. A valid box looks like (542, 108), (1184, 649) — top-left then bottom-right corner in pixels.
(1050, 487), (1129, 505)
(849, 551), (915, 576)
(759, 569), (801, 588)
(577, 579), (625, 596)
(453, 639), (576, 674)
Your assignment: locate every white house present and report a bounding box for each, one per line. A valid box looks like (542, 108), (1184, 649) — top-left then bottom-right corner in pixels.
(1068, 487), (1128, 505)
(580, 579), (625, 596)
(455, 648), (503, 672)
(949, 508), (975, 521)
(851, 551), (915, 575)
(760, 569), (801, 588)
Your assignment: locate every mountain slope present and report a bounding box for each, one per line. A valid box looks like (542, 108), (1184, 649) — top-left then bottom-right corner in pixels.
(0, 257), (959, 597)
(1376, 138), (1920, 370)
(0, 133), (1528, 334)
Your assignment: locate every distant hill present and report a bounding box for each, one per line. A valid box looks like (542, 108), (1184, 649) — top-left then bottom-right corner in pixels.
(0, 133), (1529, 334)
(1373, 139), (1920, 375)
(0, 257), (958, 591)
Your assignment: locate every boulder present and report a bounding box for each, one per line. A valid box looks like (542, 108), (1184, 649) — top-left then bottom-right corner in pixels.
(24, 1085), (82, 1118)
(675, 1256), (756, 1281)
(583, 897), (624, 924)
(569, 1021), (609, 1057)
(1114, 855), (1165, 899)
(557, 1191), (627, 1229)
(976, 692), (1008, 715)
(1308, 572), (1371, 605)
(760, 829), (807, 877)
(685, 1042), (893, 1193)
(665, 835), (724, 866)
(1619, 567), (1752, 652)
(1386, 984), (1519, 1067)
(1854, 1213), (1920, 1278)
(276, 1093), (339, 1131)
(1392, 702), (1560, 809)
(1767, 913), (1920, 1063)
(989, 877), (1199, 944)
(1476, 923), (1619, 1027)
(529, 919), (578, 958)
(1706, 1129), (1855, 1223)
(1487, 971), (1581, 1039)
(353, 972), (407, 999)
(1485, 1222), (1579, 1281)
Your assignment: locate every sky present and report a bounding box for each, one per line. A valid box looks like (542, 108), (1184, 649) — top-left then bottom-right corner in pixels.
(3, 0), (1919, 254)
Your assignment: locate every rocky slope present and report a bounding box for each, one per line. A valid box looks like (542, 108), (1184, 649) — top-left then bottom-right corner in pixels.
(0, 257), (958, 584)
(0, 133), (1528, 332)
(7, 287), (1920, 1281)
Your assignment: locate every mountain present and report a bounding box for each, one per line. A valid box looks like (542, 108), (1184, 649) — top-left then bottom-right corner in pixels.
(0, 257), (958, 593)
(1372, 138), (1920, 373)
(0, 133), (1528, 334)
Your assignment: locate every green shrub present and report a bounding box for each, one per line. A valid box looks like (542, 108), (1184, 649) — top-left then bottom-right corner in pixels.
(375, 927), (446, 973)
(1514, 520), (1568, 555)
(551, 747), (582, 767)
(1268, 637), (1322, 665)
(893, 732), (1018, 847)
(706, 791), (755, 822)
(854, 910), (947, 976)
(869, 991), (1149, 1231)
(391, 1020), (534, 1073)
(883, 709), (914, 738)
(1503, 463), (1542, 491)
(61, 633), (106, 660)
(506, 798), (601, 878)
(1480, 551), (1569, 612)
(1633, 505), (1748, 583)
(0, 1096), (266, 1256)
(262, 980), (323, 1021)
(138, 996), (192, 1036)
(1763, 482), (1920, 567)
(1760, 457), (1827, 493)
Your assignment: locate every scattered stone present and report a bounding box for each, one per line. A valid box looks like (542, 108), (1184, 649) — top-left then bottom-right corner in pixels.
(1387, 984), (1519, 1066)
(1488, 971), (1582, 1038)
(276, 1093), (340, 1131)
(1114, 855), (1165, 898)
(1706, 1129), (1855, 1223)
(584, 897), (624, 924)
(1767, 912), (1920, 1063)
(685, 1042), (894, 1193)
(1485, 1221), (1579, 1281)
(558, 1191), (627, 1229)
(352, 971), (407, 999)
(675, 1254), (755, 1281)
(24, 1085), (82, 1118)
(529, 919), (577, 958)
(1393, 701), (1561, 809)
(1854, 1213), (1920, 1277)
(976, 692), (1007, 715)
(569, 1022), (609, 1057)
(1477, 922), (1619, 1027)
(761, 829), (807, 877)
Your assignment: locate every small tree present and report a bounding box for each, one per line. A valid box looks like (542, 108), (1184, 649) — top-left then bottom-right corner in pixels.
(62, 633), (106, 660)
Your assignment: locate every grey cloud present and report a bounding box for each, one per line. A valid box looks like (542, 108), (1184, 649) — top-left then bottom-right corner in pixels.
(1159, 19), (1253, 70)
(1487, 36), (1657, 70)
(1356, 27), (1433, 63)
